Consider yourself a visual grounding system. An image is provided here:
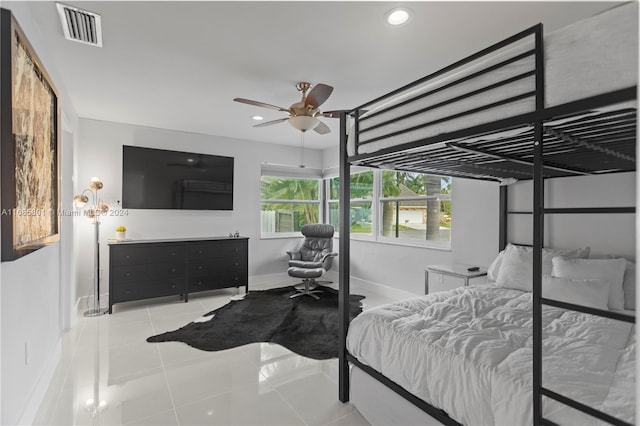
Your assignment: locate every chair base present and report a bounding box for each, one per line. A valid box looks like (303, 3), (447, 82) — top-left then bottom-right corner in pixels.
(290, 279), (322, 300)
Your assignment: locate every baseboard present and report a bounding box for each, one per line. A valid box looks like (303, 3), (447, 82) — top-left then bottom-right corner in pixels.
(75, 292), (109, 316)
(349, 276), (419, 300)
(18, 339), (62, 425)
(248, 272), (301, 290)
(249, 271), (418, 301)
(73, 273), (415, 309)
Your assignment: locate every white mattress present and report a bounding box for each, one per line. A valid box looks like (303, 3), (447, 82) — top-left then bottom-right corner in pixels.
(346, 285), (636, 425)
(348, 3), (638, 157)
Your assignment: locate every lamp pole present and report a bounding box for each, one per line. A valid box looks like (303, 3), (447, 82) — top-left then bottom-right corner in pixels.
(74, 177), (108, 317)
(89, 208), (102, 316)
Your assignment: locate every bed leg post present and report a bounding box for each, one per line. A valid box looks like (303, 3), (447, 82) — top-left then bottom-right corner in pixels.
(338, 111), (351, 403)
(533, 23), (545, 426)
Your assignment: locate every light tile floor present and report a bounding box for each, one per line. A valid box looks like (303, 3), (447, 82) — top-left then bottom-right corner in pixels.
(33, 285), (397, 426)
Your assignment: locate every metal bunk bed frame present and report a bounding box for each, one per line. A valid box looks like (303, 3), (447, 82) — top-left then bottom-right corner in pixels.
(338, 22), (636, 426)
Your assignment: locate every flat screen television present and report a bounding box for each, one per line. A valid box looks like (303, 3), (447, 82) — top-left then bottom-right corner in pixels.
(122, 146), (234, 210)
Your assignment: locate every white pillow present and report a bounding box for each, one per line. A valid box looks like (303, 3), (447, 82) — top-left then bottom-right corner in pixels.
(487, 250), (505, 281)
(495, 244), (590, 291)
(542, 275), (611, 310)
(622, 261), (635, 311)
(551, 257), (627, 310)
(495, 244), (534, 291)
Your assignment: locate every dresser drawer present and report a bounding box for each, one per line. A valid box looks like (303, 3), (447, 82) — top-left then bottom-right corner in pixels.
(188, 240), (247, 260)
(112, 263), (185, 284)
(188, 258), (245, 275)
(189, 272), (245, 291)
(111, 244), (186, 266)
(110, 280), (186, 304)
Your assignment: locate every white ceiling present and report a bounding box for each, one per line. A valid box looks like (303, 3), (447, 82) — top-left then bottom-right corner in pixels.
(15, 1), (621, 150)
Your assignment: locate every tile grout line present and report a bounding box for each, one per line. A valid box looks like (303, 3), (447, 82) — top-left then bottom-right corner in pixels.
(148, 307), (182, 426)
(270, 383), (311, 426)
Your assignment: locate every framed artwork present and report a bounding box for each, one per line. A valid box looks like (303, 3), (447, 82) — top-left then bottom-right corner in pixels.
(1, 8), (60, 261)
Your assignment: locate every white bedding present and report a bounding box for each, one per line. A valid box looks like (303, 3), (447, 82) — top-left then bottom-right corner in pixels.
(346, 285), (636, 425)
(348, 3), (638, 157)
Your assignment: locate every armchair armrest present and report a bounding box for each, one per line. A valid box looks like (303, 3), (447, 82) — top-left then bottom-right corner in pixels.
(287, 250), (301, 261)
(321, 252), (338, 268)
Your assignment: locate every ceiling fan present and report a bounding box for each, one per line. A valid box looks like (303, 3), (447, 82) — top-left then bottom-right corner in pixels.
(234, 82), (342, 134)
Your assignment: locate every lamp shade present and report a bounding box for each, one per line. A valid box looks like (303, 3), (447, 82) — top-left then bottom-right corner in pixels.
(288, 116), (319, 132)
(90, 177), (103, 190)
(97, 202), (109, 214)
(74, 194), (89, 208)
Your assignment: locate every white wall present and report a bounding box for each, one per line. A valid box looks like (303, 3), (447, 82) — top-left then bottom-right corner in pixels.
(1, 4), (79, 425)
(75, 118), (324, 301)
(506, 172), (636, 258)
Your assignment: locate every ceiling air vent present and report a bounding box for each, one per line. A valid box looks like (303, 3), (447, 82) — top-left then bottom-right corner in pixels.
(56, 3), (103, 47)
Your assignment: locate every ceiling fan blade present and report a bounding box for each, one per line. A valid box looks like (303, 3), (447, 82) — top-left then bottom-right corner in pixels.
(305, 84), (333, 108)
(253, 117), (289, 128)
(234, 98), (288, 112)
(313, 120), (331, 135)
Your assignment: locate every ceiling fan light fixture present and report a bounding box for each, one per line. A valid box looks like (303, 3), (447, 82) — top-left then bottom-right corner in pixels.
(288, 115), (319, 132)
(385, 8), (412, 26)
(252, 115), (264, 121)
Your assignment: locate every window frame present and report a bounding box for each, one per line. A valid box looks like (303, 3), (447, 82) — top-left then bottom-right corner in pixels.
(260, 174), (322, 239)
(334, 169), (452, 249)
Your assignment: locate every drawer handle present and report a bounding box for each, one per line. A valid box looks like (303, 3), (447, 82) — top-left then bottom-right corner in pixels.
(171, 252), (176, 256)
(233, 277), (239, 281)
(198, 265), (203, 270)
(197, 281), (203, 286)
(170, 268), (176, 273)
(234, 262), (239, 267)
(125, 272), (131, 277)
(233, 248), (239, 252)
(169, 283), (176, 289)
(199, 250), (203, 254)
(125, 255), (131, 260)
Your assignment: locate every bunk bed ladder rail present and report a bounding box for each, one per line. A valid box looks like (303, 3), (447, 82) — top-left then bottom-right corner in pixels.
(338, 111), (351, 403)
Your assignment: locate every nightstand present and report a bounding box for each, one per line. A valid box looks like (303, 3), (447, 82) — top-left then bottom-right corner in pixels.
(425, 264), (487, 294)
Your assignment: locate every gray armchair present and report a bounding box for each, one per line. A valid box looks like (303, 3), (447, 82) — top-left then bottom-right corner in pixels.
(287, 224), (338, 299)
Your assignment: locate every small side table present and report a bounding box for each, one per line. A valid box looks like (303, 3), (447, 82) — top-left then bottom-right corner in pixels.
(425, 264), (487, 294)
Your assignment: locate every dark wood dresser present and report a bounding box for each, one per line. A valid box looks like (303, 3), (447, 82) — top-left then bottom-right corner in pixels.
(108, 237), (248, 313)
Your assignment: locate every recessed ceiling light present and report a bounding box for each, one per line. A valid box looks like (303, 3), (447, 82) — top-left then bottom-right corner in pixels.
(385, 8), (411, 26)
(252, 115), (264, 121)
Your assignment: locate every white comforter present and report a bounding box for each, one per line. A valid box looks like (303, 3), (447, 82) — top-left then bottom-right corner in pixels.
(347, 285), (635, 425)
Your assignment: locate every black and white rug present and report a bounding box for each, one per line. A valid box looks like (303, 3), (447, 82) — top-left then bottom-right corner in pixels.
(146, 285), (365, 360)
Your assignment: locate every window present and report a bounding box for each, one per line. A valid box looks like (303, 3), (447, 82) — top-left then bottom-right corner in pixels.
(329, 169), (451, 248)
(380, 171), (451, 244)
(261, 165), (451, 247)
(327, 171), (373, 235)
(260, 176), (320, 234)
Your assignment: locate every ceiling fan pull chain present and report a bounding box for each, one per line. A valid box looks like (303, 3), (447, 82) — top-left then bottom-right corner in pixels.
(300, 131), (306, 168)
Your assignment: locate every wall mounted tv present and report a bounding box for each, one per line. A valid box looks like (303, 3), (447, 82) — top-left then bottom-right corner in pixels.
(122, 146), (234, 210)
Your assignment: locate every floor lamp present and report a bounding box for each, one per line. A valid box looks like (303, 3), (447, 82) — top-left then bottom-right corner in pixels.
(74, 177), (109, 317)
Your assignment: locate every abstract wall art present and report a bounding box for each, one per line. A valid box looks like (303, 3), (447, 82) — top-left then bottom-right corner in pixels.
(1, 8), (60, 261)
